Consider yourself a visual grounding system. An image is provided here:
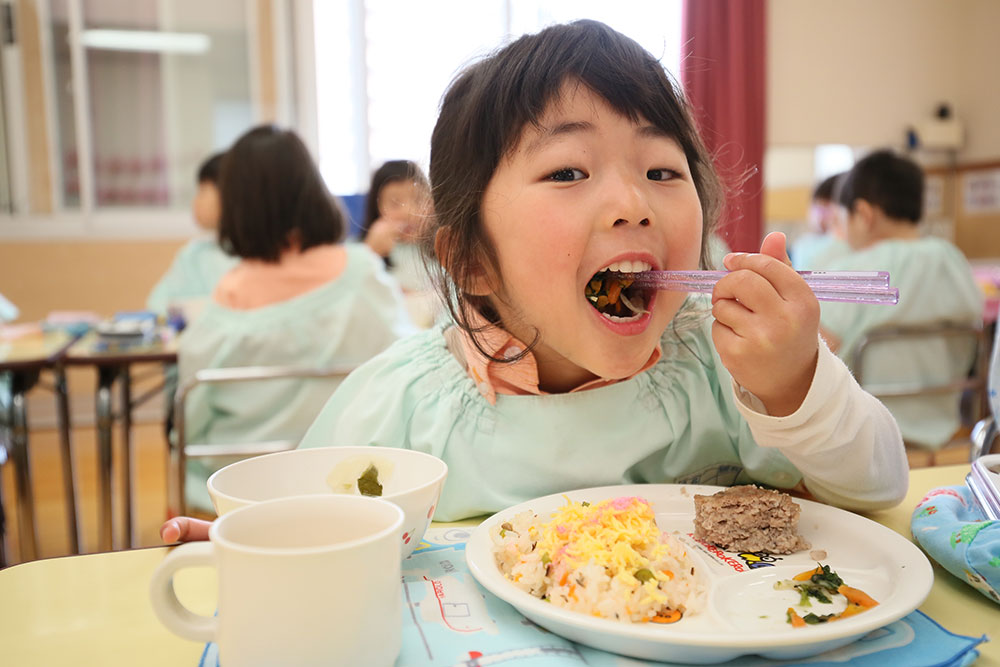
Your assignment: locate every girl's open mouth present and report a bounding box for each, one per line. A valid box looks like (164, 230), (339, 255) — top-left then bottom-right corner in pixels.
(585, 262), (653, 321)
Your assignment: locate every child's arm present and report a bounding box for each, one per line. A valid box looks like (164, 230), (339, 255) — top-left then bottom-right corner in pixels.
(711, 232), (907, 510)
(733, 336), (908, 510)
(160, 517), (211, 543)
(710, 232), (820, 417)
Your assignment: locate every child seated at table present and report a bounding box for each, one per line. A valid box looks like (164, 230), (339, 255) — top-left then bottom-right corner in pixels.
(163, 20), (907, 541)
(360, 160), (431, 272)
(790, 172), (850, 271)
(146, 153), (237, 323)
(818, 149), (983, 452)
(175, 125), (415, 513)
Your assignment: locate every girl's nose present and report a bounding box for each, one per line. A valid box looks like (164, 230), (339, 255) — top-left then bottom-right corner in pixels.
(606, 172), (653, 228)
(613, 217), (650, 227)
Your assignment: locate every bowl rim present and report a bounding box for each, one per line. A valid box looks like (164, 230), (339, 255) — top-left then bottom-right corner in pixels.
(207, 445), (449, 509)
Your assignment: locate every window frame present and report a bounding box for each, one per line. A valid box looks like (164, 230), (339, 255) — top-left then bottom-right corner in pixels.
(0, 0), (289, 240)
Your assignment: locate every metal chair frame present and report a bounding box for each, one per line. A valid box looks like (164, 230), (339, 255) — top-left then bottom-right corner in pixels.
(171, 364), (356, 516)
(850, 321), (988, 459)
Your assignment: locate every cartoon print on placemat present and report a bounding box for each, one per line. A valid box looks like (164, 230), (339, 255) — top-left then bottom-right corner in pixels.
(916, 486), (967, 508)
(963, 569), (1000, 603)
(950, 521), (996, 549)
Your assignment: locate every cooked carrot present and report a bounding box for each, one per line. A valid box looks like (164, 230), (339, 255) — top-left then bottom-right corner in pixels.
(559, 571), (569, 586)
(836, 603), (868, 620)
(606, 279), (623, 305)
(651, 609), (682, 624)
(838, 585), (879, 608)
(787, 608), (807, 628)
(793, 566), (825, 581)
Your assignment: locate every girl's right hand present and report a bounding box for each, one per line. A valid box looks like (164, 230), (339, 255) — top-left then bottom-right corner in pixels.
(711, 232), (820, 417)
(160, 517), (212, 543)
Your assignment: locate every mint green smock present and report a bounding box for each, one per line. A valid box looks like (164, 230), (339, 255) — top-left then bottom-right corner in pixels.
(820, 237), (983, 450)
(791, 234), (850, 271)
(146, 237), (237, 316)
(179, 243), (416, 510)
(300, 311), (804, 521)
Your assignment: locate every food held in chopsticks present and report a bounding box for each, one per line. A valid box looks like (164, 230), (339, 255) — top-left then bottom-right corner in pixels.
(491, 496), (704, 623)
(692, 485), (810, 554)
(778, 564), (880, 626)
(585, 266), (650, 318)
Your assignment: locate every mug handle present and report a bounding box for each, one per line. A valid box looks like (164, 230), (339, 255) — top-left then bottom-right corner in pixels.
(149, 542), (217, 642)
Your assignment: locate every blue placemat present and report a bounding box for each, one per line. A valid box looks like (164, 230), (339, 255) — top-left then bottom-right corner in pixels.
(200, 527), (986, 666)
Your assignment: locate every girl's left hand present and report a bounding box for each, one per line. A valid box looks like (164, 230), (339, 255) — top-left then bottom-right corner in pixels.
(710, 232), (820, 417)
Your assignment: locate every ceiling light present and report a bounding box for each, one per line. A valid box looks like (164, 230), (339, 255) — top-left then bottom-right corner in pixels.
(80, 29), (211, 54)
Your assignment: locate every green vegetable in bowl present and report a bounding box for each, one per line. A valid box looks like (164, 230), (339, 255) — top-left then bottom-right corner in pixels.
(357, 463), (383, 497)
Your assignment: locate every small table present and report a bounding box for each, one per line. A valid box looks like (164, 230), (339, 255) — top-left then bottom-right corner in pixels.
(0, 465), (995, 666)
(64, 333), (177, 552)
(0, 328), (79, 564)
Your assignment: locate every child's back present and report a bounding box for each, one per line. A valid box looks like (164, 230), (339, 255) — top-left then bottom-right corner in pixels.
(182, 243), (413, 509)
(177, 126), (415, 511)
(820, 150), (982, 450)
(822, 238), (982, 450)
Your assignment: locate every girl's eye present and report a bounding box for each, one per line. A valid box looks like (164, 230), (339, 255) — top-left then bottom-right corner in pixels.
(549, 167), (586, 182)
(647, 169), (681, 182)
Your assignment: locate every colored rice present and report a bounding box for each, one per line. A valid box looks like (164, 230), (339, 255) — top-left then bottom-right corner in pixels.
(490, 496), (704, 623)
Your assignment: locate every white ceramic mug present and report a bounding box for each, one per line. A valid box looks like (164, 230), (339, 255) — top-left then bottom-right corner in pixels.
(150, 495), (404, 667)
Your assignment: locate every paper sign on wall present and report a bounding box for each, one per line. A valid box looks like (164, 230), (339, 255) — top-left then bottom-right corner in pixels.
(962, 169), (1000, 215)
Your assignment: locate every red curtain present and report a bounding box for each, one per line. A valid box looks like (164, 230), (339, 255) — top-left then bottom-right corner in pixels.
(681, 0), (766, 253)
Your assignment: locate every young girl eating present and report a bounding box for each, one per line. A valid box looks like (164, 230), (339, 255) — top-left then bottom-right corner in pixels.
(162, 20), (906, 541)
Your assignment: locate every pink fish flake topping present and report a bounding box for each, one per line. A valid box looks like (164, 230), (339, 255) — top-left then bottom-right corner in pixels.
(610, 496), (643, 511)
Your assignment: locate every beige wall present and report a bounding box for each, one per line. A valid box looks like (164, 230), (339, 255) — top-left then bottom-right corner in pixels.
(1, 240), (185, 322)
(955, 2), (1000, 162)
(768, 0), (999, 160)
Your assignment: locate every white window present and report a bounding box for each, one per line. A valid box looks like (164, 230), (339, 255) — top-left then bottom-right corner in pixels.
(313, 0), (683, 196)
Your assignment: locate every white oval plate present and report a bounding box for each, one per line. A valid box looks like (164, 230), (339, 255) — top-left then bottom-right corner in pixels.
(466, 484), (933, 665)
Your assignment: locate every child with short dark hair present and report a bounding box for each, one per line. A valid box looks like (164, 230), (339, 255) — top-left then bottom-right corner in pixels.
(360, 160), (438, 326)
(361, 159), (431, 265)
(176, 125), (415, 512)
(146, 152), (237, 319)
(790, 172), (849, 270)
(819, 149), (982, 450)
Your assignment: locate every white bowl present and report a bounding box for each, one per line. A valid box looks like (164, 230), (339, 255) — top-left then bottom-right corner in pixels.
(207, 447), (448, 558)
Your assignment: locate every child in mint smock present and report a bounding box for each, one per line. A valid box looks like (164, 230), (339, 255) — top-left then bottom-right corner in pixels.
(294, 22), (908, 523)
(791, 173), (850, 271)
(146, 153), (236, 319)
(819, 151), (983, 451)
(176, 127), (414, 512)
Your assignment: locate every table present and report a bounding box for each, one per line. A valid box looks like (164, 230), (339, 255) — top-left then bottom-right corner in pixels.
(0, 328), (79, 564)
(0, 465), (995, 666)
(64, 332), (177, 552)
